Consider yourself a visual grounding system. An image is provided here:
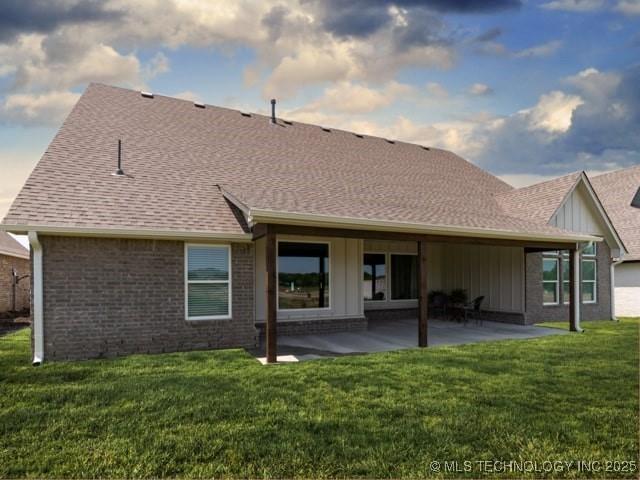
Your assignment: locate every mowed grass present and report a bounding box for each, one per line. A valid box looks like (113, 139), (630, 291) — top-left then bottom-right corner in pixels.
(0, 320), (638, 478)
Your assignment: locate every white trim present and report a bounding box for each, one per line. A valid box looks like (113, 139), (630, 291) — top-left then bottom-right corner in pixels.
(0, 224), (252, 243)
(228, 199), (602, 243)
(542, 257), (560, 306)
(28, 232), (44, 365)
(184, 244), (232, 321)
(0, 247), (29, 260)
(276, 239), (332, 312)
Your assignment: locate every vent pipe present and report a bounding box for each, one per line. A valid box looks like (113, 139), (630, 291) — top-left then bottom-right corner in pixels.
(270, 99), (276, 124)
(115, 139), (124, 176)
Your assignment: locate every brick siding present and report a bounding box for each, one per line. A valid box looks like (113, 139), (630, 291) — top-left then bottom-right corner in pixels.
(0, 253), (30, 314)
(256, 316), (367, 337)
(524, 243), (612, 324)
(41, 236), (256, 360)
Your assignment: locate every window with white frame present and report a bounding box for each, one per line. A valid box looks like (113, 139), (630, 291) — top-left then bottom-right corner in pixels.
(185, 245), (231, 320)
(551, 243), (597, 306)
(542, 257), (559, 305)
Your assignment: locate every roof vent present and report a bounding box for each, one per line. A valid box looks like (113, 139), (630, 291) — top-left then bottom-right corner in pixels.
(240, 112), (252, 117)
(321, 127), (331, 133)
(421, 146), (430, 151)
(141, 91), (154, 98)
(112, 139), (125, 176)
(283, 120), (293, 126)
(270, 99), (277, 124)
(632, 187), (640, 209)
(354, 133), (364, 139)
(194, 101), (205, 108)
(385, 139), (395, 144)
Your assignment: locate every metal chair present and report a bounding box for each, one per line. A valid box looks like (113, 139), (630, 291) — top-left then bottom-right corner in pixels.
(463, 296), (485, 325)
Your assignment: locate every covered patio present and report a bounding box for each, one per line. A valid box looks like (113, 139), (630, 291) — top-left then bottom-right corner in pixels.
(254, 223), (587, 364)
(255, 318), (568, 363)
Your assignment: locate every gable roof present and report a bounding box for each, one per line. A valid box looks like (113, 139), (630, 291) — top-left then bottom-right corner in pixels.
(1, 83), (599, 243)
(590, 165), (640, 261)
(494, 172), (582, 224)
(0, 232), (29, 259)
(495, 171), (626, 255)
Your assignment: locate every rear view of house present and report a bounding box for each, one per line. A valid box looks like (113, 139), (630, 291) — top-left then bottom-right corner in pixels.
(0, 232), (29, 315)
(0, 84), (626, 363)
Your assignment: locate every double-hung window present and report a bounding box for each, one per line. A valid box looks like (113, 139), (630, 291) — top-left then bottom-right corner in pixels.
(582, 242), (597, 303)
(542, 256), (560, 305)
(185, 245), (231, 320)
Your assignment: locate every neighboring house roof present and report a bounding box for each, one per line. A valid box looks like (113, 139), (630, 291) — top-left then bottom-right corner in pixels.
(1, 83), (599, 243)
(590, 165), (640, 261)
(0, 232), (29, 259)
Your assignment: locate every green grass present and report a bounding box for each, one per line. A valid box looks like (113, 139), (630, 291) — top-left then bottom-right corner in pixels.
(1, 320), (638, 478)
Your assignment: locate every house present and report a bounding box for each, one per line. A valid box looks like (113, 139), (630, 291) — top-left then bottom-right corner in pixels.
(590, 166), (640, 317)
(0, 84), (626, 364)
(0, 232), (30, 315)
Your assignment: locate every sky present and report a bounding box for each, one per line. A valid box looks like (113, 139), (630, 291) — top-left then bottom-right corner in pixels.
(0, 0), (639, 238)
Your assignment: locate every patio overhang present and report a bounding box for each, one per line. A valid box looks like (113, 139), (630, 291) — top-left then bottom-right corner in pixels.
(255, 221), (589, 363)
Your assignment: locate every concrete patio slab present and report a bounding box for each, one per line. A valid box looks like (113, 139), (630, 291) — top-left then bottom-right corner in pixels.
(272, 318), (568, 359)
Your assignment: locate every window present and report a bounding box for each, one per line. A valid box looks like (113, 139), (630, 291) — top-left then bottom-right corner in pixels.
(391, 254), (418, 300)
(185, 245), (231, 320)
(542, 257), (559, 305)
(582, 259), (597, 303)
(278, 242), (329, 310)
(363, 253), (386, 301)
(562, 257), (571, 305)
(582, 242), (596, 257)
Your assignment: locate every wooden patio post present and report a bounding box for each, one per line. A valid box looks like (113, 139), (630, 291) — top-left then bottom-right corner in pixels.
(569, 246), (582, 332)
(266, 227), (278, 363)
(418, 240), (428, 347)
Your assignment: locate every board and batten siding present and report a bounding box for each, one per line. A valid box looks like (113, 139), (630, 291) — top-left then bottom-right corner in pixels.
(551, 182), (615, 242)
(254, 235), (364, 322)
(437, 243), (525, 313)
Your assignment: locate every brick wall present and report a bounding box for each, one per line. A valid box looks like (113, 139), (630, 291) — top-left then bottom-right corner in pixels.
(524, 242), (612, 324)
(0, 253), (30, 314)
(256, 316), (367, 337)
(41, 236), (256, 360)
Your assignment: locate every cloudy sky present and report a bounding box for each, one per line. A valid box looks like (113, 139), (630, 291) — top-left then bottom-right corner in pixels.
(1, 0), (639, 223)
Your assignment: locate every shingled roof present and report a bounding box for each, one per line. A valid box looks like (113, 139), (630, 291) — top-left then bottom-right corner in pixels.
(0, 232), (29, 259)
(591, 165), (640, 261)
(1, 83), (598, 243)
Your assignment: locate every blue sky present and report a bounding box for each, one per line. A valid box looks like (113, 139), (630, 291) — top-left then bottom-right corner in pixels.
(1, 0), (639, 229)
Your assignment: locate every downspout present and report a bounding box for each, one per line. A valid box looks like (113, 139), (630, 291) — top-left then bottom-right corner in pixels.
(572, 246), (584, 333)
(610, 259), (623, 321)
(28, 231), (44, 366)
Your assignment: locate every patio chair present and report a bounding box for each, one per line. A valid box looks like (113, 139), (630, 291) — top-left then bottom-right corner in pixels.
(429, 292), (448, 319)
(463, 296), (485, 325)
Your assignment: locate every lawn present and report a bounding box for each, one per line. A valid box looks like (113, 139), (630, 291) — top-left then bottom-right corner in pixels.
(0, 319), (638, 478)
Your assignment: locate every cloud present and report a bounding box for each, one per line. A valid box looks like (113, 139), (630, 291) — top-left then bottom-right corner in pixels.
(514, 40), (562, 58)
(143, 52), (170, 80)
(0, 0), (121, 43)
(425, 82), (448, 98)
(540, 0), (605, 12)
(467, 83), (493, 95)
(615, 0), (640, 15)
(474, 27), (503, 42)
(519, 91), (584, 133)
(173, 90), (202, 103)
(293, 81), (415, 114)
(1, 90), (80, 126)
